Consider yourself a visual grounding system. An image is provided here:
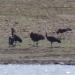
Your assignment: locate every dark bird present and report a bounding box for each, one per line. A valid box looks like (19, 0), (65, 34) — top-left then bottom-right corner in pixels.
(46, 32), (61, 48)
(9, 34), (22, 47)
(9, 35), (15, 47)
(9, 28), (22, 47)
(13, 34), (22, 43)
(56, 28), (72, 34)
(30, 32), (45, 47)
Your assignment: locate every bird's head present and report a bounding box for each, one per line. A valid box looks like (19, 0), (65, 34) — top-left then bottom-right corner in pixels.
(56, 31), (59, 34)
(67, 28), (72, 31)
(56, 29), (61, 34)
(11, 28), (15, 33)
(30, 32), (34, 35)
(30, 32), (35, 37)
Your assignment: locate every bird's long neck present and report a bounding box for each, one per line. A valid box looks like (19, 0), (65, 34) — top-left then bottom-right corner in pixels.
(46, 32), (48, 38)
(11, 28), (15, 36)
(11, 31), (14, 36)
(44, 24), (48, 38)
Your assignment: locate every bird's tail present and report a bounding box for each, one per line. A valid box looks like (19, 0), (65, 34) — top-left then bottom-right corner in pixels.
(41, 35), (45, 40)
(57, 39), (61, 43)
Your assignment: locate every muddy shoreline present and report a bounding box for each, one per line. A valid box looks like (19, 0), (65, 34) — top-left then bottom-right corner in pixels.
(0, 48), (74, 65)
(0, 59), (75, 65)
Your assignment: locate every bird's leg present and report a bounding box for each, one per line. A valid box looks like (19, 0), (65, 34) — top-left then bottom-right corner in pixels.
(36, 42), (38, 47)
(61, 33), (65, 39)
(32, 42), (35, 47)
(51, 42), (53, 48)
(59, 34), (62, 39)
(63, 33), (65, 39)
(32, 42), (38, 47)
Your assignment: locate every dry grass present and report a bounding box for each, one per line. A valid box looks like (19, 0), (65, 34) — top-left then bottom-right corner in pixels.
(0, 0), (74, 64)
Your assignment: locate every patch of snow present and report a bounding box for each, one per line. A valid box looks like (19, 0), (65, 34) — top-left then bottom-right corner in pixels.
(0, 64), (74, 75)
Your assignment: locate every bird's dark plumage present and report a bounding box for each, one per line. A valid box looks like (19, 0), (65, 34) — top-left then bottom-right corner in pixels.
(46, 36), (61, 43)
(9, 28), (22, 47)
(13, 34), (22, 43)
(9, 34), (22, 47)
(30, 32), (44, 41)
(9, 36), (15, 46)
(46, 33), (61, 47)
(30, 32), (44, 46)
(56, 28), (72, 34)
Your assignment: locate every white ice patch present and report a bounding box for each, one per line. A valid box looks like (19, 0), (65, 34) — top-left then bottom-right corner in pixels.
(0, 64), (74, 75)
(66, 71), (71, 74)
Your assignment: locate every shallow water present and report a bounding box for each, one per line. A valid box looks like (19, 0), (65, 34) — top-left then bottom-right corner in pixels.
(0, 64), (75, 75)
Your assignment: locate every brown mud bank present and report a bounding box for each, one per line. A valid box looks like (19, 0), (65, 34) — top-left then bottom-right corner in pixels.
(0, 47), (74, 65)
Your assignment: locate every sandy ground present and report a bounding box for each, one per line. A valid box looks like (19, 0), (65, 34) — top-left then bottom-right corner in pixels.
(0, 47), (74, 64)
